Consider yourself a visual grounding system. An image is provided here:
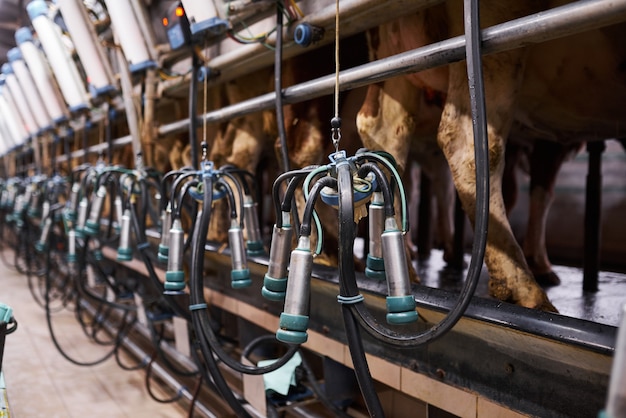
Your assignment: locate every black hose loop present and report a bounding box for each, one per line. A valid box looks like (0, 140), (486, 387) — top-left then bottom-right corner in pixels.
(336, 0), (489, 348)
(336, 161), (386, 417)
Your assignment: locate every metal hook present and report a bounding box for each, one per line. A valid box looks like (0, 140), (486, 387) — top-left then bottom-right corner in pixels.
(331, 116), (342, 153)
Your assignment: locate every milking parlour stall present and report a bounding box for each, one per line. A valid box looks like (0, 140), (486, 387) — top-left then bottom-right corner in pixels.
(0, 0), (625, 417)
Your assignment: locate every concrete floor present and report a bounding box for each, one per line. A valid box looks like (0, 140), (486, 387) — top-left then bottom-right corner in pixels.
(0, 253), (190, 418)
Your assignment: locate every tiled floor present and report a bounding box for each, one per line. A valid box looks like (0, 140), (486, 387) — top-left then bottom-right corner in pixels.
(0, 252), (190, 418)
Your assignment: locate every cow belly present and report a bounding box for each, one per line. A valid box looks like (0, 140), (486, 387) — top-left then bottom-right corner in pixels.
(518, 25), (626, 141)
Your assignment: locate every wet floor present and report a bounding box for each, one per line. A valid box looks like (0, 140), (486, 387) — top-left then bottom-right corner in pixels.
(414, 248), (626, 327)
(409, 138), (626, 328)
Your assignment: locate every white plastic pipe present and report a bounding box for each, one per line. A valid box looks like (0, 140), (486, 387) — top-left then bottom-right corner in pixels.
(1, 65), (38, 136)
(0, 89), (28, 146)
(0, 131), (8, 155)
(180, 0), (224, 35)
(15, 27), (69, 124)
(0, 113), (17, 149)
(56, 0), (116, 97)
(102, 0), (155, 73)
(7, 48), (52, 131)
(27, 0), (89, 113)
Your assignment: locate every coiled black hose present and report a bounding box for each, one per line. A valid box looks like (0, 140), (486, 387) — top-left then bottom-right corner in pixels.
(337, 162), (385, 417)
(337, 0), (489, 348)
(188, 173), (305, 416)
(333, 0), (490, 414)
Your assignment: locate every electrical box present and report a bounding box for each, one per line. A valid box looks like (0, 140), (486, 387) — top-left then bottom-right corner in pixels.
(162, 2), (192, 50)
(179, 0), (227, 37)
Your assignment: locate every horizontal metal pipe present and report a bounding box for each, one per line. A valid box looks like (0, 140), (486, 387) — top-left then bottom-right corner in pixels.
(158, 0), (626, 137)
(56, 135), (132, 163)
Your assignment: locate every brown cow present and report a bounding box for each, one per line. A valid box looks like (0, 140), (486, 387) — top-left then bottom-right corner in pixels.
(357, 1), (626, 311)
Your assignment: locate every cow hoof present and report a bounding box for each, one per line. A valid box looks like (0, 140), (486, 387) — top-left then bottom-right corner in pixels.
(488, 279), (513, 302)
(535, 297), (558, 313)
(534, 271), (561, 287)
(525, 257), (560, 287)
(519, 288), (559, 313)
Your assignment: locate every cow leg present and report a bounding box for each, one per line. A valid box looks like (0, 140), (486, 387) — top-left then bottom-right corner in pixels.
(357, 80), (424, 281)
(417, 150), (455, 262)
(438, 59), (556, 312)
(357, 81), (412, 172)
(523, 140), (579, 287)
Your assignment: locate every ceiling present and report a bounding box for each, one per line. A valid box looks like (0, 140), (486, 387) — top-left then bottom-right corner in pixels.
(0, 0), (30, 65)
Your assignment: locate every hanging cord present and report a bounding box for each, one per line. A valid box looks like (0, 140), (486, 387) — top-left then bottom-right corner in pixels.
(45, 240), (136, 366)
(144, 325), (184, 403)
(331, 0), (341, 153)
(190, 51), (202, 169)
(186, 374), (203, 418)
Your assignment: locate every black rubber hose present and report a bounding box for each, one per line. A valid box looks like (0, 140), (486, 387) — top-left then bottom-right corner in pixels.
(337, 161), (385, 417)
(356, 162), (395, 218)
(299, 175), (336, 237)
(189, 175), (299, 375)
(271, 168), (315, 227)
(336, 0), (490, 347)
(106, 107), (114, 165)
(160, 168), (193, 211)
(217, 165), (254, 196)
(44, 241), (133, 366)
(275, 4), (290, 173)
(171, 171), (198, 219)
(188, 175), (252, 418)
(217, 173), (242, 222)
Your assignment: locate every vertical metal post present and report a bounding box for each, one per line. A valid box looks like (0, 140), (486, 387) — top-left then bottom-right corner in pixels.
(583, 141), (605, 292)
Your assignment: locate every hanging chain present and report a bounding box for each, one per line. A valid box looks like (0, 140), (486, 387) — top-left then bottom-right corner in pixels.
(331, 0), (341, 153)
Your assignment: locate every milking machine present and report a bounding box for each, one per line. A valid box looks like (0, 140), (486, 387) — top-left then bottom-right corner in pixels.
(260, 0), (491, 415)
(158, 146), (303, 417)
